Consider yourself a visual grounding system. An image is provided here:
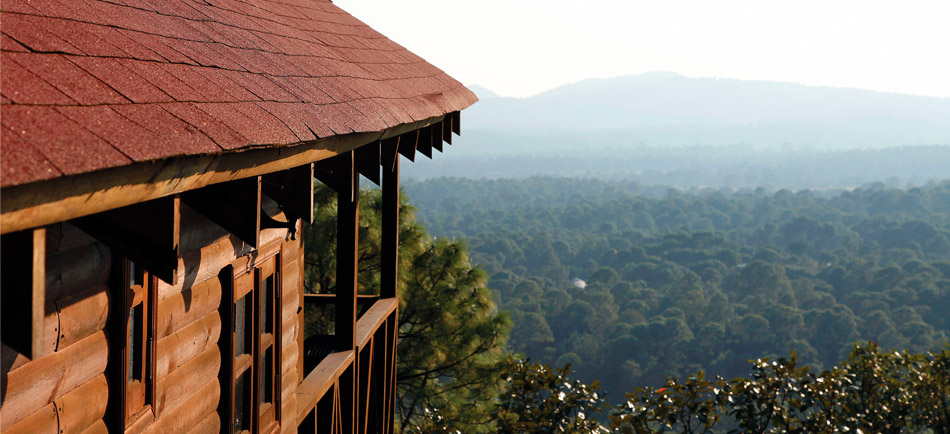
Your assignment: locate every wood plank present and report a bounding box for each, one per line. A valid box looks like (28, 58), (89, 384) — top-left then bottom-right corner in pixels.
(451, 111), (461, 135)
(296, 350), (354, 423)
(281, 343), (299, 396)
(2, 115), (447, 235)
(0, 227), (46, 358)
(143, 377), (219, 434)
(1, 331), (108, 429)
(355, 298), (397, 349)
(416, 126), (432, 159)
(156, 277), (222, 339)
(54, 374), (109, 434)
(186, 411), (220, 434)
(72, 195), (180, 284)
(183, 176), (261, 248)
(53, 284), (109, 352)
(155, 311), (221, 378)
(279, 393), (297, 434)
(443, 115), (453, 145)
(154, 345), (220, 416)
(79, 420), (109, 434)
(282, 258), (301, 299)
(3, 402), (58, 434)
(395, 131), (417, 162)
(431, 123), (443, 152)
(354, 142), (381, 186)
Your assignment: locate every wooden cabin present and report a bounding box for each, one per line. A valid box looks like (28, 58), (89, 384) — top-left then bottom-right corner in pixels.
(0, 1), (476, 433)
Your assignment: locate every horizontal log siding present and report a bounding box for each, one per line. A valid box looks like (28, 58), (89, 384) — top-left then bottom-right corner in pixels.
(2, 199), (302, 433)
(280, 230), (302, 431)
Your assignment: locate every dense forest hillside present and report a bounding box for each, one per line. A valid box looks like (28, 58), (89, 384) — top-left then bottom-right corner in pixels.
(404, 177), (950, 402)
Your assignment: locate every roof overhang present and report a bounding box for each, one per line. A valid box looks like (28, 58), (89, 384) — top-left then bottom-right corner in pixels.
(1, 114), (447, 235)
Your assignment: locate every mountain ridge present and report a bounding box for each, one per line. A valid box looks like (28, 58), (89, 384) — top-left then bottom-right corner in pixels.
(463, 72), (950, 144)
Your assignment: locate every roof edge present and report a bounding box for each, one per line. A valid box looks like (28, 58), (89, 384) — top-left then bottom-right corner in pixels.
(1, 115), (447, 235)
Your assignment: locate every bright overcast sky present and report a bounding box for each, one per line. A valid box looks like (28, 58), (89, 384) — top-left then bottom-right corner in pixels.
(335, 0), (950, 99)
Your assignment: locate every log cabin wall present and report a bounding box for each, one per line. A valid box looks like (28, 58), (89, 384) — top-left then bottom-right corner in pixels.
(1, 196), (303, 434)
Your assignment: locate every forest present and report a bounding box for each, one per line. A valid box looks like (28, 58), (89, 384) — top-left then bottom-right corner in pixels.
(404, 177), (950, 402)
(305, 177), (950, 432)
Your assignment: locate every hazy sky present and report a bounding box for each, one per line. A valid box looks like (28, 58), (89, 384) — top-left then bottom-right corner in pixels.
(336, 0), (950, 99)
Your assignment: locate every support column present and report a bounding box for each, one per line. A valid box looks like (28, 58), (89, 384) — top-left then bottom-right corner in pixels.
(381, 138), (400, 300)
(316, 150), (358, 434)
(328, 151), (359, 353)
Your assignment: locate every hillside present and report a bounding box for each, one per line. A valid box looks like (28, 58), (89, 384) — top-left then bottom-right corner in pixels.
(405, 177), (950, 402)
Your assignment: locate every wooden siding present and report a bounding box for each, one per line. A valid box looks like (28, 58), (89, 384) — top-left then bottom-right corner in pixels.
(1, 195), (303, 433)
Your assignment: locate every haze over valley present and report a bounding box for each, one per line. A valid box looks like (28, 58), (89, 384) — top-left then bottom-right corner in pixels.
(406, 72), (950, 189)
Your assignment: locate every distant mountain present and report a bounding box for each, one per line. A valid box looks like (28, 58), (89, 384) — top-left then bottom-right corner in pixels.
(466, 84), (500, 99)
(461, 72), (950, 149)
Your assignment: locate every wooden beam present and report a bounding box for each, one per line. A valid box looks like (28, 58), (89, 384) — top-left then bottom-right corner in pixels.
(72, 195), (180, 284)
(431, 123), (443, 153)
(296, 351), (354, 427)
(354, 142), (381, 186)
(183, 177), (261, 248)
(2, 115), (449, 235)
(381, 143), (399, 300)
(396, 130), (417, 162)
(314, 153), (351, 199)
(456, 111), (462, 134)
(262, 163), (314, 225)
(443, 116), (453, 145)
(355, 299), (398, 349)
(416, 126), (433, 159)
(0, 227), (46, 358)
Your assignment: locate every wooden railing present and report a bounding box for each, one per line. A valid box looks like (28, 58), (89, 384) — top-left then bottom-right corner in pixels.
(297, 297), (398, 434)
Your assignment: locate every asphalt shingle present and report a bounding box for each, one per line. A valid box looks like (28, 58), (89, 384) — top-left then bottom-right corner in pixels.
(0, 0), (476, 188)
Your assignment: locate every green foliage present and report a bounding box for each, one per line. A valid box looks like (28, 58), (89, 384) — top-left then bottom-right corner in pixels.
(610, 343), (950, 434)
(397, 238), (511, 433)
(406, 178), (950, 403)
(612, 370), (729, 434)
(303, 184), (510, 433)
(494, 357), (609, 434)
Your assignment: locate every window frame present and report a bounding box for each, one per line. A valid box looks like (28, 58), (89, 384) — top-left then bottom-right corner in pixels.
(223, 250), (282, 434)
(117, 258), (157, 425)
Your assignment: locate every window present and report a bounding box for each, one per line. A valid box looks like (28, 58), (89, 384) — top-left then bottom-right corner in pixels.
(119, 259), (156, 423)
(225, 253), (281, 434)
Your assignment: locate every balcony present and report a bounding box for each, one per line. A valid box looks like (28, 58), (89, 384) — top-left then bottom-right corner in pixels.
(296, 294), (398, 434)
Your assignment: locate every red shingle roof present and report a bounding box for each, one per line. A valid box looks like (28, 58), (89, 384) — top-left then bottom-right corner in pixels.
(0, 0), (476, 188)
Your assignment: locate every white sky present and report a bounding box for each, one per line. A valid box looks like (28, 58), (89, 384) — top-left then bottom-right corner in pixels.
(335, 0), (950, 99)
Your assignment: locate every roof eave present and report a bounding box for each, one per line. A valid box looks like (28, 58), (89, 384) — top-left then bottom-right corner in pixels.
(0, 114), (449, 235)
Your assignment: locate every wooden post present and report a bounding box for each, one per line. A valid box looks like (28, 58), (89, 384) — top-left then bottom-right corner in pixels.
(335, 152), (358, 354)
(0, 227), (46, 358)
(334, 151), (359, 434)
(381, 139), (400, 300)
(315, 152), (359, 354)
